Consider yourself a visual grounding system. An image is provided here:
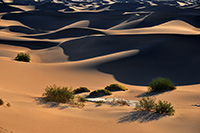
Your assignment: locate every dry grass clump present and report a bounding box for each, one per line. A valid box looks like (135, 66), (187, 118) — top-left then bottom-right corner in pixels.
(0, 98), (4, 106)
(88, 89), (112, 97)
(105, 84), (128, 91)
(148, 77), (176, 92)
(136, 97), (175, 116)
(15, 52), (31, 62)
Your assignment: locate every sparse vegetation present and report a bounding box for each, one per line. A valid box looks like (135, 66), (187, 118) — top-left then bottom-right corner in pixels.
(95, 100), (104, 106)
(42, 85), (74, 103)
(136, 97), (156, 111)
(88, 89), (112, 97)
(0, 99), (4, 105)
(148, 77), (176, 92)
(136, 97), (175, 116)
(15, 52), (31, 62)
(155, 100), (175, 116)
(105, 84), (128, 91)
(73, 87), (90, 94)
(77, 96), (88, 102)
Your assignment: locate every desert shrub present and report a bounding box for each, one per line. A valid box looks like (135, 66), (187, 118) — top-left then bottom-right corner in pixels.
(73, 87), (90, 94)
(0, 99), (4, 105)
(95, 100), (104, 106)
(148, 77), (176, 92)
(88, 89), (112, 97)
(115, 99), (129, 106)
(77, 96), (88, 102)
(136, 97), (156, 111)
(105, 84), (128, 91)
(155, 100), (175, 116)
(15, 52), (31, 62)
(42, 85), (74, 103)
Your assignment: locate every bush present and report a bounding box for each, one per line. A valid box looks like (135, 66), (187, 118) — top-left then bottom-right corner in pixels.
(6, 103), (11, 107)
(136, 97), (155, 111)
(77, 96), (88, 102)
(105, 84), (128, 91)
(148, 77), (176, 92)
(95, 100), (104, 106)
(15, 52), (31, 62)
(0, 99), (4, 105)
(136, 97), (175, 116)
(89, 89), (112, 97)
(73, 87), (90, 94)
(155, 100), (175, 116)
(42, 85), (74, 103)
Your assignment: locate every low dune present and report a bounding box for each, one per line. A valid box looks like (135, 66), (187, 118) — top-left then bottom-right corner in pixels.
(0, 0), (200, 133)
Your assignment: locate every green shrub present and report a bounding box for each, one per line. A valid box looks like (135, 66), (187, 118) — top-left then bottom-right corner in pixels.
(148, 77), (176, 92)
(105, 84), (128, 91)
(77, 96), (88, 102)
(136, 97), (155, 111)
(0, 99), (4, 105)
(74, 87), (90, 94)
(155, 100), (175, 116)
(136, 97), (175, 116)
(15, 52), (31, 62)
(89, 89), (112, 97)
(42, 85), (74, 103)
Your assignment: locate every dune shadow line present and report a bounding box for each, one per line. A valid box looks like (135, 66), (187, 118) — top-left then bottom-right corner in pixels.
(118, 111), (165, 123)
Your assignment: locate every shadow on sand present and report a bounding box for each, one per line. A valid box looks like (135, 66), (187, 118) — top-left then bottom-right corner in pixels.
(136, 90), (172, 98)
(118, 111), (165, 123)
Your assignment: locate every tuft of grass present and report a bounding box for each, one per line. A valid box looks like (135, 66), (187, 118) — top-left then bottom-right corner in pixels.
(42, 85), (74, 103)
(136, 97), (156, 111)
(77, 96), (88, 102)
(0, 99), (4, 105)
(73, 87), (90, 94)
(148, 77), (176, 92)
(95, 100), (104, 106)
(15, 52), (31, 62)
(155, 100), (175, 116)
(88, 89), (112, 97)
(105, 84), (128, 91)
(136, 97), (175, 116)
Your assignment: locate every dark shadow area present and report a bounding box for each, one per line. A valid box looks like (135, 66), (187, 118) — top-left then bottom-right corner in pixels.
(0, 3), (22, 13)
(192, 104), (200, 107)
(0, 39), (58, 50)
(118, 111), (165, 123)
(136, 90), (172, 98)
(96, 34), (200, 86)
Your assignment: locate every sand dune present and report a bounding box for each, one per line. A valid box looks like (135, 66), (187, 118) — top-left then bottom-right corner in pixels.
(0, 0), (200, 133)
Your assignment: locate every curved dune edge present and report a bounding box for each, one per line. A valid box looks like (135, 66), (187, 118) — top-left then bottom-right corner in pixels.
(0, 1), (200, 133)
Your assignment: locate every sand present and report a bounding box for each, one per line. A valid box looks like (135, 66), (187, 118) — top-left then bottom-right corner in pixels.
(0, 0), (200, 133)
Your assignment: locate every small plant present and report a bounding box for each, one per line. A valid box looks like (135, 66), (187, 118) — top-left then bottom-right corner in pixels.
(116, 99), (129, 106)
(42, 85), (74, 103)
(15, 52), (31, 62)
(105, 84), (128, 91)
(136, 97), (156, 111)
(88, 89), (112, 97)
(155, 100), (175, 116)
(0, 99), (4, 105)
(148, 77), (176, 92)
(73, 87), (90, 94)
(95, 100), (104, 106)
(6, 103), (11, 107)
(136, 97), (175, 116)
(77, 96), (88, 102)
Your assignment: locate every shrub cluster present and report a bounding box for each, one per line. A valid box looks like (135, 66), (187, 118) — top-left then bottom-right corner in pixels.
(105, 84), (128, 91)
(73, 87), (90, 94)
(15, 52), (31, 62)
(136, 97), (175, 116)
(148, 77), (176, 92)
(42, 85), (74, 103)
(89, 89), (112, 97)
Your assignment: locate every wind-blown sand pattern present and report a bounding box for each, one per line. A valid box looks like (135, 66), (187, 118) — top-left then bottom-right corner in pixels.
(0, 0), (200, 132)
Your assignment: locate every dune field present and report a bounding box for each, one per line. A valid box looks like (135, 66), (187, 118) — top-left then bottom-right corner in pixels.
(0, 0), (200, 132)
